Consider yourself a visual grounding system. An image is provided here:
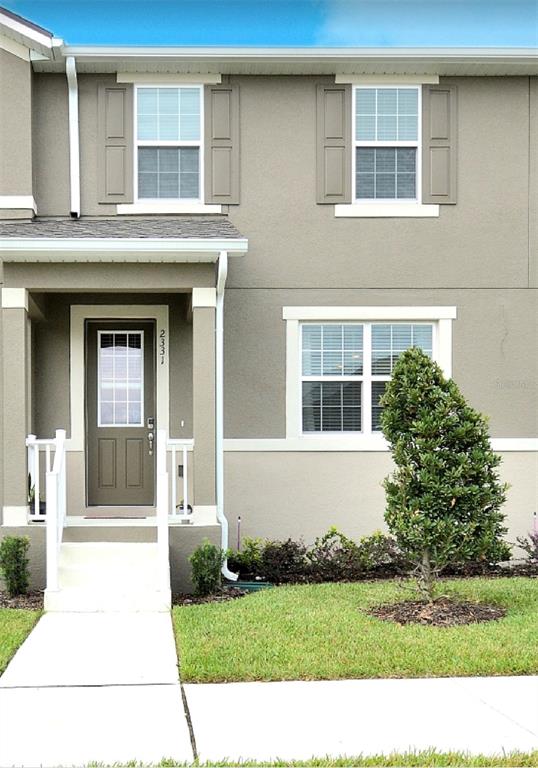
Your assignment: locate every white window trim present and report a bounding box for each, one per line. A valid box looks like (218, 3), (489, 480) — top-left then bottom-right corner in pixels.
(97, 330), (145, 428)
(337, 84), (438, 218)
(284, 306), (456, 443)
(133, 84), (204, 206)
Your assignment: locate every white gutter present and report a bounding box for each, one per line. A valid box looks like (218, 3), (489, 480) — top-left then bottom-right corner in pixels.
(216, 250), (237, 582)
(65, 56), (80, 218)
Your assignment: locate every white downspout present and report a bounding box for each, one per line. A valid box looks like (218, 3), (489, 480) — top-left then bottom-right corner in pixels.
(65, 56), (80, 218)
(216, 250), (238, 581)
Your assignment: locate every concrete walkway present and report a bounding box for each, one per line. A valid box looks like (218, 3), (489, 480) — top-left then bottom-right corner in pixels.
(0, 613), (194, 767)
(2, 616), (538, 765)
(185, 676), (538, 762)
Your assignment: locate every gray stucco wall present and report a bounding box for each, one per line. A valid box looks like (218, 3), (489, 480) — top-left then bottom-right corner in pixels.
(224, 287), (538, 439)
(0, 50), (33, 203)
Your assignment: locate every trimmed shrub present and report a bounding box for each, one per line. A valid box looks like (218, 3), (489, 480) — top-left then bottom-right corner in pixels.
(0, 536), (30, 597)
(356, 530), (408, 576)
(307, 527), (364, 582)
(381, 347), (509, 601)
(189, 540), (225, 597)
(517, 530), (538, 563)
(227, 537), (264, 578)
(259, 538), (308, 584)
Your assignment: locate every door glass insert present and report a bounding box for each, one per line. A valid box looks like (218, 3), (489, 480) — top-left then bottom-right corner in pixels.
(98, 331), (144, 426)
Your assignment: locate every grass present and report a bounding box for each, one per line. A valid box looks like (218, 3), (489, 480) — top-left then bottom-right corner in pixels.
(0, 607), (41, 675)
(88, 751), (538, 766)
(173, 577), (538, 682)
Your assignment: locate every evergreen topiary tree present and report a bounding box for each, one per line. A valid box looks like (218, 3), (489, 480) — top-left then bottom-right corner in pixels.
(381, 347), (509, 601)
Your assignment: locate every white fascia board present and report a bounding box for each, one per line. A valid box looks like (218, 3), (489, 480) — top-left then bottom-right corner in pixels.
(0, 10), (53, 55)
(62, 45), (538, 59)
(0, 237), (248, 260)
(282, 306), (458, 321)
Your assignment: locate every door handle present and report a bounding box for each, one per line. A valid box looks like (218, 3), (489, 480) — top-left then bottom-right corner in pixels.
(148, 431), (154, 456)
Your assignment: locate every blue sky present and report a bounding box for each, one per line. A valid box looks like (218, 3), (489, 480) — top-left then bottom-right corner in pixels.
(5, 0), (538, 47)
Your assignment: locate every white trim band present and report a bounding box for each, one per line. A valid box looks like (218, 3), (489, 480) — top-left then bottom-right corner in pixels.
(0, 195), (36, 212)
(335, 203), (440, 218)
(1, 287), (29, 310)
(335, 74), (440, 84)
(283, 306), (458, 320)
(2, 506), (29, 526)
(192, 287), (217, 308)
(223, 437), (538, 452)
(117, 203), (222, 215)
(117, 73), (222, 84)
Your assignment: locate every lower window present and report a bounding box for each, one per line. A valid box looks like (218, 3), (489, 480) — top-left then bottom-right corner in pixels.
(301, 322), (433, 434)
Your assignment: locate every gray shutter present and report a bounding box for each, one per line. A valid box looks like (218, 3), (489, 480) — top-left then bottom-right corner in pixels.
(316, 84), (351, 204)
(97, 84), (134, 204)
(422, 84), (457, 204)
(204, 84), (240, 204)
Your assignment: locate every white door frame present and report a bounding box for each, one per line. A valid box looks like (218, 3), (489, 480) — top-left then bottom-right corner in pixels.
(69, 305), (169, 452)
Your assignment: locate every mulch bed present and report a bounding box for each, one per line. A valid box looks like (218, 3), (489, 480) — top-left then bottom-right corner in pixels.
(368, 597), (506, 627)
(0, 590), (44, 610)
(173, 586), (248, 606)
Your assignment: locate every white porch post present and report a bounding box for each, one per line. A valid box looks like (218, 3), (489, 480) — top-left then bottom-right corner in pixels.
(156, 429), (170, 592)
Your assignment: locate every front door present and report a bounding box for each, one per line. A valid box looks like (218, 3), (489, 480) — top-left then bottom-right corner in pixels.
(86, 320), (156, 506)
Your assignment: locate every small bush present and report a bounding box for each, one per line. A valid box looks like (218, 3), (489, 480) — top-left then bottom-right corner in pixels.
(307, 527), (364, 582)
(189, 540), (225, 597)
(0, 536), (30, 597)
(517, 530), (538, 563)
(259, 538), (308, 584)
(356, 530), (408, 576)
(227, 537), (264, 577)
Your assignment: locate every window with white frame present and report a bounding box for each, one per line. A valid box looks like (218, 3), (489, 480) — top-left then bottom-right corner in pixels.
(354, 86), (420, 202)
(301, 322), (433, 434)
(135, 86), (202, 201)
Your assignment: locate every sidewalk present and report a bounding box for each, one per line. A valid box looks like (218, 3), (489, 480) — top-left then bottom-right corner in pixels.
(0, 613), (194, 767)
(185, 676), (538, 762)
(1, 615), (537, 766)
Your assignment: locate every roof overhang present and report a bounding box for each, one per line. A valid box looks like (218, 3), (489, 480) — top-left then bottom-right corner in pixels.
(31, 46), (538, 76)
(0, 7), (62, 59)
(0, 237), (249, 263)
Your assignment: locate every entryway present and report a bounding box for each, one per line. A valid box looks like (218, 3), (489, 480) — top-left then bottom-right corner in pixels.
(85, 320), (156, 507)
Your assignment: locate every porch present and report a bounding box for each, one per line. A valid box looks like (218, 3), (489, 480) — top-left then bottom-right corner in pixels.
(0, 216), (248, 606)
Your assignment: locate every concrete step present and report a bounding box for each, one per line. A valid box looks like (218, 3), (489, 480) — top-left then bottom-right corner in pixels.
(45, 587), (171, 613)
(63, 526), (157, 543)
(59, 542), (159, 568)
(48, 542), (170, 613)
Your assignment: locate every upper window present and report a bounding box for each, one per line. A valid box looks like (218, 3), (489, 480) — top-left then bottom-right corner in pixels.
(301, 322), (433, 434)
(354, 87), (420, 202)
(135, 86), (202, 202)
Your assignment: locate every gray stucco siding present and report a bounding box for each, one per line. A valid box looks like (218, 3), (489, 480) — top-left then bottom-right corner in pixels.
(224, 287), (538, 439)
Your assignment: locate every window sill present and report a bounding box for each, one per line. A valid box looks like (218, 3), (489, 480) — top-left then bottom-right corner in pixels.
(335, 203), (440, 218)
(117, 203), (222, 215)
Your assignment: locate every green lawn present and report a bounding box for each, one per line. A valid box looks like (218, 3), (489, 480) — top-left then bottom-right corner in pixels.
(173, 578), (538, 683)
(0, 608), (40, 675)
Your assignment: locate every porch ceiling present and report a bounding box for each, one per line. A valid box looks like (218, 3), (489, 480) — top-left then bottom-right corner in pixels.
(0, 217), (248, 262)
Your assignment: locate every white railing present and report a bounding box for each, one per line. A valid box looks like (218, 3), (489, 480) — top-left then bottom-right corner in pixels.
(27, 430), (67, 591)
(26, 434), (56, 521)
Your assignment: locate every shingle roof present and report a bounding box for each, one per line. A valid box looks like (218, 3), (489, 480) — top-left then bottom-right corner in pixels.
(0, 216), (245, 240)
